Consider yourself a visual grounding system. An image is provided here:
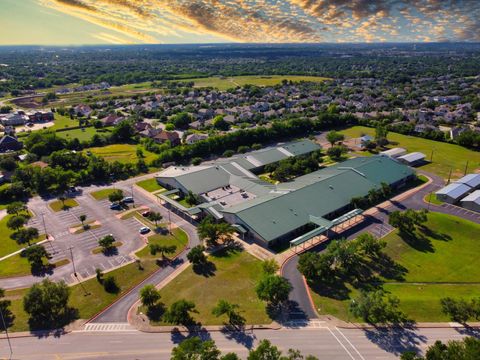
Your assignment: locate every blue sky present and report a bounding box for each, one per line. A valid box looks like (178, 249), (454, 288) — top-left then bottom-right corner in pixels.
(0, 0), (479, 45)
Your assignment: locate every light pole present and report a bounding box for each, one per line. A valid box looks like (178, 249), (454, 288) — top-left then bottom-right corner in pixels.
(0, 306), (13, 359)
(41, 212), (55, 254)
(68, 246), (77, 278)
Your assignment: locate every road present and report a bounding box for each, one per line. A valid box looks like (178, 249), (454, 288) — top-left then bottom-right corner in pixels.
(1, 325), (475, 360)
(282, 170), (480, 320)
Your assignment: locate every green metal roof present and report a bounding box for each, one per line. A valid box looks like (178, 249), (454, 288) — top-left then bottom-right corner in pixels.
(222, 156), (412, 243)
(281, 140), (320, 156)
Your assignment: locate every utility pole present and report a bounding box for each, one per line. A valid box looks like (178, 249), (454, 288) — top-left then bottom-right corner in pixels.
(131, 184), (134, 207)
(168, 208), (172, 234)
(0, 306), (13, 359)
(447, 167), (452, 185)
(68, 246), (77, 278)
(464, 161), (469, 176)
(430, 149), (434, 163)
(41, 212), (55, 254)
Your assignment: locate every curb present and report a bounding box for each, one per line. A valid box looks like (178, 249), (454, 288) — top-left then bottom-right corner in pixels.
(135, 323), (282, 334)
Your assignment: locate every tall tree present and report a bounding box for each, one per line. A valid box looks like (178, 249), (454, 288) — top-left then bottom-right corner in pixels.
(255, 275), (292, 307)
(212, 300), (245, 327)
(140, 285), (161, 308)
(163, 299), (198, 326)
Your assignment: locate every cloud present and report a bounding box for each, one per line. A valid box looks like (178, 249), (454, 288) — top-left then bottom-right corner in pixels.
(38, 0), (480, 43)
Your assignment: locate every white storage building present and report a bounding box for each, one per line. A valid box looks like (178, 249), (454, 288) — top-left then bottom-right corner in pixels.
(436, 183), (472, 204)
(461, 190), (480, 213)
(380, 147), (407, 159)
(397, 152), (426, 166)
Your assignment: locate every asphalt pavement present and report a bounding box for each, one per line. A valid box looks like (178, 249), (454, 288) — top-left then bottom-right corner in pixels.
(1, 324), (476, 360)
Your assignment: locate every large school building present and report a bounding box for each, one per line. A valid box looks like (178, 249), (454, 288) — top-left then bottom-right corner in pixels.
(156, 140), (415, 248)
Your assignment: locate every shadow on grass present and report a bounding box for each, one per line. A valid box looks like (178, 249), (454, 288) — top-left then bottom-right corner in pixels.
(418, 225), (452, 242)
(29, 307), (79, 334)
(308, 278), (351, 301)
(398, 230), (434, 253)
(146, 303), (166, 322)
(192, 261), (216, 277)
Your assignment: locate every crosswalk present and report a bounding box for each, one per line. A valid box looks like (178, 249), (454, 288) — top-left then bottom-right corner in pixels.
(82, 322), (136, 332)
(284, 319), (326, 329)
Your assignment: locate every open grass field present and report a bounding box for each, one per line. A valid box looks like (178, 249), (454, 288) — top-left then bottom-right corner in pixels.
(56, 126), (112, 142)
(3, 258), (162, 332)
(340, 126), (480, 179)
(135, 228), (188, 259)
(86, 144), (157, 164)
(152, 249), (271, 326)
(90, 188), (116, 200)
(175, 75), (331, 91)
(0, 253), (33, 279)
(136, 178), (166, 193)
(51, 114), (78, 131)
(309, 212), (480, 322)
(49, 198), (79, 212)
(0, 213), (43, 257)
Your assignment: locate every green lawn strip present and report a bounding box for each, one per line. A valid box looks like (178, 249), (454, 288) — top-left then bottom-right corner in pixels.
(49, 198), (79, 212)
(56, 127), (112, 142)
(71, 221), (101, 234)
(150, 249), (271, 326)
(0, 214), (46, 258)
(340, 126), (480, 179)
(90, 188), (116, 200)
(51, 114), (78, 131)
(383, 213), (480, 283)
(136, 178), (166, 193)
(135, 228), (188, 259)
(0, 254), (33, 278)
(424, 192), (443, 205)
(4, 259), (162, 332)
(91, 241), (123, 254)
(85, 144), (157, 164)
(384, 284), (480, 322)
(309, 212), (480, 322)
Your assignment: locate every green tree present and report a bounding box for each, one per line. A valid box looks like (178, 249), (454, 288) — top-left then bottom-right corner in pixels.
(247, 340), (282, 360)
(164, 299), (198, 326)
(6, 201), (26, 216)
(108, 189), (124, 204)
(23, 279), (73, 329)
(171, 337), (220, 360)
(198, 217), (235, 247)
(79, 214), (87, 228)
(185, 191), (200, 206)
(0, 288), (14, 330)
(103, 275), (119, 293)
(7, 215), (26, 231)
(255, 275), (292, 307)
(212, 300), (245, 327)
(22, 245), (49, 271)
(140, 285), (161, 308)
(326, 145), (346, 160)
(262, 259), (279, 275)
(349, 290), (407, 325)
(98, 234), (116, 252)
(111, 120), (135, 142)
(150, 244), (177, 260)
(355, 233), (386, 259)
(440, 297), (472, 323)
(187, 245), (207, 266)
(11, 227), (39, 246)
(326, 130), (345, 146)
(147, 212), (163, 228)
(375, 125), (389, 147)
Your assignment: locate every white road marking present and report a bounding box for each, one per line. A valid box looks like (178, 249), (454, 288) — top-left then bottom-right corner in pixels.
(326, 327), (357, 360)
(335, 327), (366, 360)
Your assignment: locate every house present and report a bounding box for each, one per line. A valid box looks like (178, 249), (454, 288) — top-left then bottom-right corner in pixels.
(134, 122), (152, 132)
(74, 104), (93, 117)
(360, 135), (374, 148)
(0, 135), (23, 153)
(153, 131), (180, 146)
(0, 112), (29, 126)
(27, 111), (54, 122)
(185, 133), (208, 145)
(100, 114), (124, 127)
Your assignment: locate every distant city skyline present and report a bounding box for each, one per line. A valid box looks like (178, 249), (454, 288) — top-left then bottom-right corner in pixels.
(0, 0), (479, 45)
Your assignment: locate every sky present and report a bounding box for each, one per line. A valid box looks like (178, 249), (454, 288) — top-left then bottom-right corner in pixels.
(0, 0), (479, 45)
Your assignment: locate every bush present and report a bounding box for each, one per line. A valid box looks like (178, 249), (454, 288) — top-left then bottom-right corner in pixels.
(103, 275), (119, 293)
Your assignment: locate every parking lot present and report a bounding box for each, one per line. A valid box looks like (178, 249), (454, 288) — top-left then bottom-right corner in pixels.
(26, 192), (147, 285)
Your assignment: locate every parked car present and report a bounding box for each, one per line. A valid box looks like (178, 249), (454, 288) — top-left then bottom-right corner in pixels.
(141, 211), (151, 217)
(110, 203), (121, 210)
(122, 196), (134, 203)
(139, 226), (150, 234)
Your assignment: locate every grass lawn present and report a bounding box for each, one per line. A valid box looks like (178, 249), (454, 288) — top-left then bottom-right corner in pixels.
(152, 249), (271, 326)
(135, 228), (188, 259)
(49, 198), (79, 212)
(0, 214), (46, 258)
(90, 188), (116, 200)
(4, 259), (163, 332)
(174, 75), (330, 91)
(56, 127), (112, 142)
(0, 254), (33, 278)
(136, 178), (166, 192)
(51, 114), (78, 131)
(340, 126), (480, 179)
(309, 212), (480, 322)
(86, 144), (157, 164)
(424, 192), (443, 205)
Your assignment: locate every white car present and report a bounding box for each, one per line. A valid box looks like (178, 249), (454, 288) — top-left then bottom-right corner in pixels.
(139, 227), (150, 234)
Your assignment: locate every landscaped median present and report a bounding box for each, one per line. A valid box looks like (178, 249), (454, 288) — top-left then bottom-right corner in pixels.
(49, 198), (79, 212)
(307, 212), (480, 323)
(90, 188), (117, 201)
